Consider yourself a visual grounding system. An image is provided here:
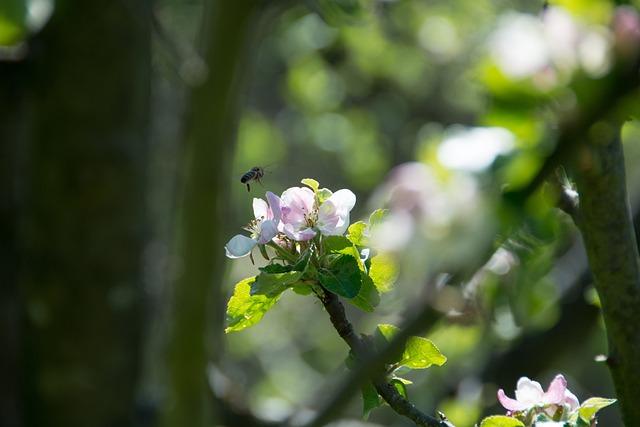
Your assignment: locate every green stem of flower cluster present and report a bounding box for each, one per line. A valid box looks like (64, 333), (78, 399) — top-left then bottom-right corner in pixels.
(267, 241), (297, 263)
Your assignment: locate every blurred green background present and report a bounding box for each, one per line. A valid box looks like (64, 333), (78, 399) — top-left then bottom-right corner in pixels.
(2, 0), (639, 426)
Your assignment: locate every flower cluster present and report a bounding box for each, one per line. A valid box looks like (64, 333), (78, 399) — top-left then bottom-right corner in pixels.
(225, 182), (356, 259)
(224, 178), (398, 334)
(482, 374), (615, 427)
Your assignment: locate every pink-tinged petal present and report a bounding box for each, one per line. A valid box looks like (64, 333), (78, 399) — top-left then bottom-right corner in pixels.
(317, 201), (341, 235)
(253, 198), (271, 221)
(563, 389), (580, 412)
(256, 220), (278, 244)
(225, 235), (257, 258)
(515, 377), (545, 406)
(543, 374), (567, 405)
(497, 389), (530, 411)
(266, 191), (281, 223)
(282, 223), (316, 241)
(281, 187), (315, 214)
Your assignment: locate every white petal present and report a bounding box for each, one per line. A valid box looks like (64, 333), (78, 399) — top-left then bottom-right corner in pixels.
(256, 220), (278, 244)
(253, 198), (270, 221)
(224, 235), (257, 258)
(327, 189), (356, 212)
(515, 377), (545, 405)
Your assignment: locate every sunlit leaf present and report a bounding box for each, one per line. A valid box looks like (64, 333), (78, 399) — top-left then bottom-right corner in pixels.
(479, 415), (525, 427)
(252, 270), (303, 297)
(369, 208), (389, 228)
(578, 397), (616, 422)
(301, 178), (320, 192)
(317, 187), (333, 204)
(369, 253), (397, 293)
(347, 220), (368, 246)
(225, 277), (283, 333)
(319, 254), (362, 298)
(377, 324), (447, 369)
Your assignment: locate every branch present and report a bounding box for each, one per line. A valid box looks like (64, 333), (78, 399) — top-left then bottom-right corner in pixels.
(574, 126), (640, 425)
(314, 290), (453, 427)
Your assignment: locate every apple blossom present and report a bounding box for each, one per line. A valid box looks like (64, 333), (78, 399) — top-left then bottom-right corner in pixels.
(274, 186), (356, 241)
(497, 374), (579, 414)
(224, 192), (281, 258)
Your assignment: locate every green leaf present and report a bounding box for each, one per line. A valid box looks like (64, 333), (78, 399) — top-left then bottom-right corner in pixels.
(259, 263), (292, 274)
(323, 236), (364, 270)
(317, 188), (333, 204)
(290, 282), (313, 295)
(225, 277), (283, 333)
(369, 208), (389, 228)
(292, 248), (312, 272)
(301, 178), (320, 192)
(390, 378), (408, 399)
(0, 0), (27, 46)
(345, 273), (379, 312)
(376, 324), (447, 369)
(252, 270), (303, 297)
(319, 254), (362, 298)
(578, 397), (616, 422)
(361, 382), (382, 419)
(369, 253), (397, 293)
(347, 221), (368, 246)
(479, 415), (525, 427)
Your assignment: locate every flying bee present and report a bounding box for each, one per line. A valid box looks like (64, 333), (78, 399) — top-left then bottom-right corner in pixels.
(240, 166), (265, 192)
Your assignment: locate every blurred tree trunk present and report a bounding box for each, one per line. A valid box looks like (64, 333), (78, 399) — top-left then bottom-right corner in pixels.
(161, 1), (265, 426)
(575, 126), (640, 425)
(0, 0), (151, 426)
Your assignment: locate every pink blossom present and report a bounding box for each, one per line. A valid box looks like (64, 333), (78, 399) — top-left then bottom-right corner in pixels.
(497, 374), (579, 413)
(275, 186), (356, 241)
(278, 187), (317, 241)
(224, 192), (280, 258)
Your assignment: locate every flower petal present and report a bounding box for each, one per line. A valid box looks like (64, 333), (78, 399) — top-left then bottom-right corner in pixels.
(515, 377), (545, 406)
(253, 198), (271, 221)
(282, 223), (316, 241)
(256, 220), (278, 244)
(317, 189), (356, 236)
(497, 389), (530, 411)
(281, 186), (315, 214)
(563, 389), (580, 412)
(266, 191), (281, 223)
(328, 189), (356, 212)
(224, 235), (257, 258)
(280, 187), (315, 230)
(543, 374), (567, 405)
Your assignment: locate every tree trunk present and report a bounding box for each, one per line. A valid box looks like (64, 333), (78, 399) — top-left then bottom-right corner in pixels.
(162, 1), (263, 426)
(575, 126), (640, 425)
(1, 0), (151, 426)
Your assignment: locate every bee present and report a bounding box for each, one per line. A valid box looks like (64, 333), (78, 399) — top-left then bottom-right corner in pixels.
(240, 166), (265, 192)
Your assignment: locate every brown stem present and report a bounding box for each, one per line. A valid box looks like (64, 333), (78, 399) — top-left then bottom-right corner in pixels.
(314, 290), (453, 427)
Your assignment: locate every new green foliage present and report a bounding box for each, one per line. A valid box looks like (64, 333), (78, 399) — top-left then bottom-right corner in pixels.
(225, 277), (284, 333)
(376, 323), (447, 369)
(480, 416), (525, 427)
